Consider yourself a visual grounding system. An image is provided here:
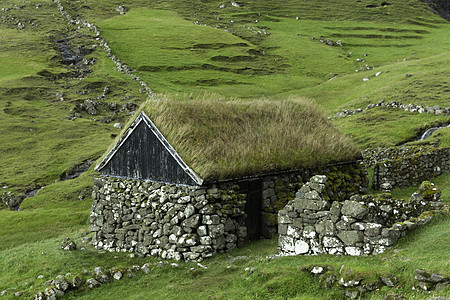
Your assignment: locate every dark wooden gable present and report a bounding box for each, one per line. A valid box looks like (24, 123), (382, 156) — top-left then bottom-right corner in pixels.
(95, 112), (203, 186)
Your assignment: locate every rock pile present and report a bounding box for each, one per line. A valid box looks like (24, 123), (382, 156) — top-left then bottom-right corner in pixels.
(304, 264), (398, 299)
(278, 176), (446, 256)
(261, 162), (368, 236)
(414, 269), (449, 292)
(32, 262), (179, 299)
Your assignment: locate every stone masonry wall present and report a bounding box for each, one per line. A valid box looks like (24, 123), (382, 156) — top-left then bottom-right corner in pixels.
(278, 175), (446, 256)
(90, 176), (247, 261)
(362, 146), (450, 190)
(90, 162), (367, 261)
(261, 162), (368, 236)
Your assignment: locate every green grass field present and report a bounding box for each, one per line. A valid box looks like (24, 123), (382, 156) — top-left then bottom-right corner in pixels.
(0, 0), (449, 298)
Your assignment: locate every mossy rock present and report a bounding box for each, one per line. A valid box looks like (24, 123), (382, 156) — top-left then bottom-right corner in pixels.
(418, 181), (441, 201)
(262, 212), (278, 227)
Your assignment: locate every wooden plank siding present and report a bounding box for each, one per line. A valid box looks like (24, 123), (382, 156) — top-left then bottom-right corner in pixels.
(96, 113), (202, 186)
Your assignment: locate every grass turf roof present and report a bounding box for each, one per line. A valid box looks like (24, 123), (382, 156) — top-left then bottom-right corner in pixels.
(133, 94), (360, 181)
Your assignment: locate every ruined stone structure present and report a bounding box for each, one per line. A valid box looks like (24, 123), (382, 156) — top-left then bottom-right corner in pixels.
(278, 175), (446, 256)
(363, 146), (450, 190)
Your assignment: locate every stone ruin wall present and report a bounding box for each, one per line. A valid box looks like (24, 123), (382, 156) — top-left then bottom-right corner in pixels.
(362, 146), (450, 190)
(260, 162), (368, 236)
(90, 176), (247, 261)
(278, 175), (446, 256)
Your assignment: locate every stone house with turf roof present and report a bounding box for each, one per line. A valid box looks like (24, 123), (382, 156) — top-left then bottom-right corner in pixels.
(90, 97), (368, 261)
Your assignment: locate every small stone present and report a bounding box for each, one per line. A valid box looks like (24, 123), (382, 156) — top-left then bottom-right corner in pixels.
(337, 231), (363, 246)
(61, 238), (77, 251)
(430, 273), (445, 283)
(418, 281), (433, 291)
(139, 263), (151, 275)
(33, 291), (45, 299)
(71, 276), (82, 288)
(294, 239), (309, 254)
(93, 267), (104, 276)
(345, 246), (362, 256)
(414, 269), (430, 282)
(341, 201), (368, 219)
(344, 289), (359, 299)
(86, 278), (101, 289)
(380, 182), (392, 191)
(113, 123), (122, 129)
(54, 275), (70, 291)
(380, 275), (395, 287)
(113, 271), (123, 280)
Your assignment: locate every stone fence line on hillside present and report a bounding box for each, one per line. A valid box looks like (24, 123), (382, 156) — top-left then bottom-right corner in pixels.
(362, 145), (450, 191)
(331, 99), (450, 119)
(278, 175), (446, 257)
(52, 0), (155, 98)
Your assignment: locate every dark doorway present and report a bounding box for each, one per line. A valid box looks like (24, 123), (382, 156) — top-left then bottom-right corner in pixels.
(239, 179), (262, 241)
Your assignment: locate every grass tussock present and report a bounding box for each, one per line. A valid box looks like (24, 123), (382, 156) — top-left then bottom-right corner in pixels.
(142, 94), (360, 180)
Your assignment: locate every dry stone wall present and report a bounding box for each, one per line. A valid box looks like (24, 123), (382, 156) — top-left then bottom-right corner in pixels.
(90, 162), (368, 261)
(278, 175), (446, 256)
(90, 176), (247, 261)
(261, 162), (368, 236)
(362, 146), (450, 190)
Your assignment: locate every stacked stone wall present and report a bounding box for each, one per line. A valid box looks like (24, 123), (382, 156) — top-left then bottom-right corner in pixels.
(90, 162), (367, 261)
(278, 176), (446, 256)
(362, 146), (450, 190)
(90, 176), (247, 261)
(261, 162), (368, 236)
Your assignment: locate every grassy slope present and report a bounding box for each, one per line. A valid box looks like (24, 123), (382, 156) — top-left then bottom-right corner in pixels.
(0, 173), (448, 299)
(0, 0), (154, 207)
(91, 1), (450, 148)
(0, 0), (449, 299)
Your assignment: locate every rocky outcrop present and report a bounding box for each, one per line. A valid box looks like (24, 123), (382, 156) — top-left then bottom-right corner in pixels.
(278, 176), (446, 256)
(421, 0), (450, 21)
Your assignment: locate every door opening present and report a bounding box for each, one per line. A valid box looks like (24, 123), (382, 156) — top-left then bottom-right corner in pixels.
(239, 179), (262, 241)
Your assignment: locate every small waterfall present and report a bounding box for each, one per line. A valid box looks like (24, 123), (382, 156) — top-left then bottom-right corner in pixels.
(419, 124), (450, 141)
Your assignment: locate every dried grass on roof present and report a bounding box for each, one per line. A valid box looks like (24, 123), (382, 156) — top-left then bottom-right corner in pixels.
(141, 94), (360, 180)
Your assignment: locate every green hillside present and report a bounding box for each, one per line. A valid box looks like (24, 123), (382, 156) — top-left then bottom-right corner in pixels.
(0, 0), (448, 298)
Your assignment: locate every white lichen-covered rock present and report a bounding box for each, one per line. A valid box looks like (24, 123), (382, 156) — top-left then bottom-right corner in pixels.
(294, 240), (309, 254)
(341, 200), (368, 219)
(278, 176), (445, 257)
(86, 278), (101, 289)
(323, 236), (342, 248)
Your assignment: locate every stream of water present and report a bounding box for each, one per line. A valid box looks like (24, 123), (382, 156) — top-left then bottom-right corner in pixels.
(419, 124), (450, 141)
